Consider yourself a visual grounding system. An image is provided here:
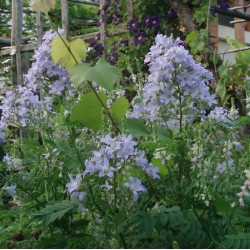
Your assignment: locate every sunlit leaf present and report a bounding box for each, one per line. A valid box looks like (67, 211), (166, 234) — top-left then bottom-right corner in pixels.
(69, 58), (121, 91)
(51, 37), (87, 70)
(110, 97), (129, 123)
(30, 0), (56, 14)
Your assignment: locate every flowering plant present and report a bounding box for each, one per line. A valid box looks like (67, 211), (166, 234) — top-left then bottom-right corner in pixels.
(0, 0), (250, 248)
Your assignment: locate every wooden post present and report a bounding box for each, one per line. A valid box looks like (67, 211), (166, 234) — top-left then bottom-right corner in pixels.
(127, 0), (133, 46)
(36, 12), (43, 44)
(99, 0), (106, 57)
(61, 0), (69, 39)
(11, 0), (23, 85)
(234, 0), (245, 43)
(209, 17), (219, 51)
(127, 0), (133, 21)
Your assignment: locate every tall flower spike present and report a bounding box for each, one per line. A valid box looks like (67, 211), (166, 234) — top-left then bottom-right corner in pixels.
(130, 34), (216, 129)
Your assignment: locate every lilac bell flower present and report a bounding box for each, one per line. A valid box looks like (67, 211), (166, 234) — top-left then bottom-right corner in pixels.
(108, 53), (118, 66)
(66, 174), (86, 201)
(124, 177), (146, 202)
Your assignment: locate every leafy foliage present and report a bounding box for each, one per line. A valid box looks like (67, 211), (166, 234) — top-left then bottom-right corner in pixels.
(32, 199), (80, 228)
(69, 58), (122, 91)
(51, 37), (87, 69)
(70, 91), (107, 131)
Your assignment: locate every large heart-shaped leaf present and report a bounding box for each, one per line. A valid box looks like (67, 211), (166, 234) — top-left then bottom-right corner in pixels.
(69, 58), (121, 91)
(125, 119), (149, 137)
(110, 97), (129, 123)
(70, 91), (107, 131)
(51, 37), (87, 70)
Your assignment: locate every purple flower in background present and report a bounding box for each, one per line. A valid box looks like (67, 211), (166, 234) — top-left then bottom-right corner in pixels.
(120, 39), (129, 47)
(134, 31), (148, 45)
(179, 34), (189, 50)
(210, 6), (217, 16)
(109, 11), (122, 24)
(217, 0), (229, 11)
(211, 0), (229, 15)
(94, 43), (104, 56)
(103, 0), (111, 11)
(89, 39), (97, 48)
(143, 15), (161, 29)
(108, 53), (118, 65)
(166, 9), (177, 19)
(111, 42), (117, 52)
(128, 18), (139, 33)
(96, 33), (101, 40)
(124, 177), (146, 202)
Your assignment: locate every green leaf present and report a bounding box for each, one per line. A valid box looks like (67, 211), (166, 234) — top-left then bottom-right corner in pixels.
(151, 157), (168, 176)
(30, 0), (56, 14)
(212, 195), (231, 213)
(51, 37), (87, 70)
(125, 118), (149, 137)
(216, 79), (226, 101)
(69, 63), (91, 87)
(32, 199), (80, 228)
(110, 97), (129, 123)
(156, 125), (172, 144)
(69, 58), (122, 91)
(70, 91), (107, 131)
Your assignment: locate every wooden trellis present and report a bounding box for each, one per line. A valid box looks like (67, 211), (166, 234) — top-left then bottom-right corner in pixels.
(0, 0), (133, 92)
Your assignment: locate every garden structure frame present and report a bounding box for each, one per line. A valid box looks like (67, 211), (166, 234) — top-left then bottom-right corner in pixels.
(0, 0), (133, 93)
(1, 0), (250, 94)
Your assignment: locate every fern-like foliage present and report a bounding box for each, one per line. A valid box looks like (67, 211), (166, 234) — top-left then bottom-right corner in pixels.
(32, 199), (80, 228)
(125, 206), (211, 248)
(219, 233), (250, 249)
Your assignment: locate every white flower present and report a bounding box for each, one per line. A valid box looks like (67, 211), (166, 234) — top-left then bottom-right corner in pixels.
(30, 0), (56, 14)
(244, 170), (250, 179)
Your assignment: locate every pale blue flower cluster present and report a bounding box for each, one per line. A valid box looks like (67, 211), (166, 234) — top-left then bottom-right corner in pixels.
(0, 86), (53, 142)
(130, 34), (217, 129)
(24, 30), (72, 96)
(206, 107), (239, 127)
(66, 134), (159, 205)
(85, 134), (159, 180)
(0, 30), (74, 143)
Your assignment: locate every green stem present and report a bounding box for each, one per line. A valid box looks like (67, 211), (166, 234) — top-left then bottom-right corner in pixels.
(192, 205), (219, 248)
(88, 184), (105, 216)
(88, 81), (121, 135)
(113, 174), (117, 211)
(48, 16), (121, 135)
(119, 232), (127, 249)
(176, 84), (183, 132)
(66, 122), (85, 170)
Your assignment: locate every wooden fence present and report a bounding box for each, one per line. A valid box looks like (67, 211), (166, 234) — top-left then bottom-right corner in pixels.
(0, 0), (132, 93)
